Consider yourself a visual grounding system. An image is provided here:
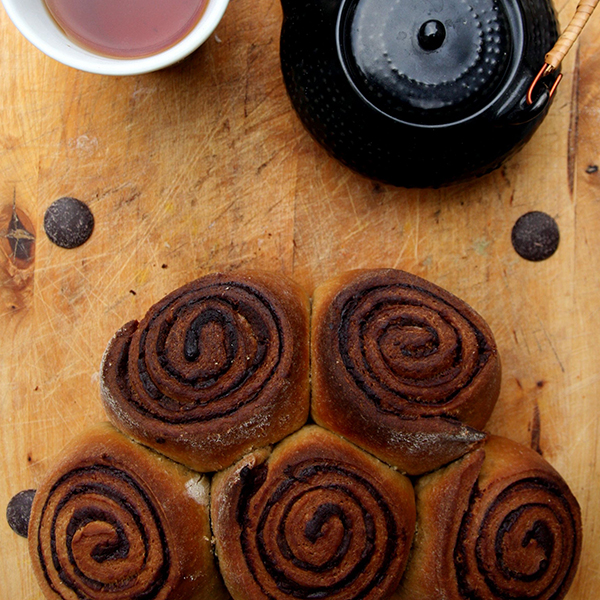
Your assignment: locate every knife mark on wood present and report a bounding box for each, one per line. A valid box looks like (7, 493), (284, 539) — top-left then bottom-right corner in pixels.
(530, 400), (543, 456)
(567, 46), (580, 197)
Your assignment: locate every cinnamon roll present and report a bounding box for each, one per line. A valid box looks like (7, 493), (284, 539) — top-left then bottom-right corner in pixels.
(211, 425), (416, 600)
(311, 269), (501, 474)
(100, 270), (310, 472)
(395, 435), (582, 600)
(28, 423), (228, 600)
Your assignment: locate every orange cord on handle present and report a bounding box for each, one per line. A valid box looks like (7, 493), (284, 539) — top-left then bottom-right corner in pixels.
(527, 0), (598, 104)
(526, 65), (563, 105)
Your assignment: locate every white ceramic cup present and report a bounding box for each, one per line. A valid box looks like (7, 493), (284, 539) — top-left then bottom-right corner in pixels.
(0, 0), (230, 75)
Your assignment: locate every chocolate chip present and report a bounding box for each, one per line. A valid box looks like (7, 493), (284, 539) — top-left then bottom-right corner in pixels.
(586, 165), (598, 174)
(511, 211), (559, 262)
(6, 489), (36, 538)
(44, 197), (94, 249)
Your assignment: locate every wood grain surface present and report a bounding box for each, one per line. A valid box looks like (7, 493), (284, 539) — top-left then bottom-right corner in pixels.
(0, 0), (598, 598)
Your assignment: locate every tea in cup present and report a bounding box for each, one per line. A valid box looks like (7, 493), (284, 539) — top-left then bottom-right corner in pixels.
(1, 0), (229, 75)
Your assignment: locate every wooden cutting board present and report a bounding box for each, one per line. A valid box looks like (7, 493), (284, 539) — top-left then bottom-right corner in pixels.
(0, 0), (598, 597)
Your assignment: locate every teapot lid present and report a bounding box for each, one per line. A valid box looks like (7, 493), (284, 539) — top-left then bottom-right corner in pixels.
(340, 0), (513, 125)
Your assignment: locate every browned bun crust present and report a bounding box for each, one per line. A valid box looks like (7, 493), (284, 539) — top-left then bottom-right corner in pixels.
(395, 435), (582, 600)
(311, 268), (501, 475)
(28, 422), (229, 600)
(211, 425), (416, 600)
(100, 270), (310, 472)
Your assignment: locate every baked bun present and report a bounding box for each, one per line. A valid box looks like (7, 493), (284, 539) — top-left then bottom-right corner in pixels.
(211, 425), (416, 600)
(396, 435), (582, 600)
(311, 269), (501, 474)
(28, 423), (228, 600)
(100, 270), (310, 472)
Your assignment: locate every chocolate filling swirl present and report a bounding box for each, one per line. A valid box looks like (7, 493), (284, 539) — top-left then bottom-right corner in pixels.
(100, 272), (310, 472)
(36, 465), (170, 600)
(225, 442), (414, 600)
(455, 477), (581, 600)
(312, 270), (501, 474)
(393, 437), (582, 600)
(244, 462), (397, 599)
(115, 279), (286, 424)
(334, 281), (493, 415)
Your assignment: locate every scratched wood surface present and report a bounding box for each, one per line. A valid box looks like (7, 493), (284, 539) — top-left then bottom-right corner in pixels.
(0, 0), (599, 597)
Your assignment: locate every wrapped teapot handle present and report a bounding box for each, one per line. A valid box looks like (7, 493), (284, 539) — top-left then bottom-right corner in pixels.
(527, 0), (599, 104)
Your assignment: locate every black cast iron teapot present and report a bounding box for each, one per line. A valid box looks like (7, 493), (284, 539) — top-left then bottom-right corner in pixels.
(280, 0), (595, 187)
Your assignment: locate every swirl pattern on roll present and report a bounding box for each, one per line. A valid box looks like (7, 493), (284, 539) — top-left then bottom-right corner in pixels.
(456, 463), (581, 599)
(35, 465), (170, 600)
(311, 269), (501, 474)
(242, 462), (399, 599)
(101, 271), (310, 472)
(395, 436), (582, 600)
(211, 426), (416, 600)
(28, 423), (228, 600)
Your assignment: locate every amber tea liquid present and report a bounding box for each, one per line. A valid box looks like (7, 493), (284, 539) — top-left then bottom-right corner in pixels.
(44, 0), (209, 58)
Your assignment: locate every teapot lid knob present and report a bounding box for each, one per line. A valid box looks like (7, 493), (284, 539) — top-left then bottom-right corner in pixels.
(417, 20), (446, 51)
(341, 0), (513, 124)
